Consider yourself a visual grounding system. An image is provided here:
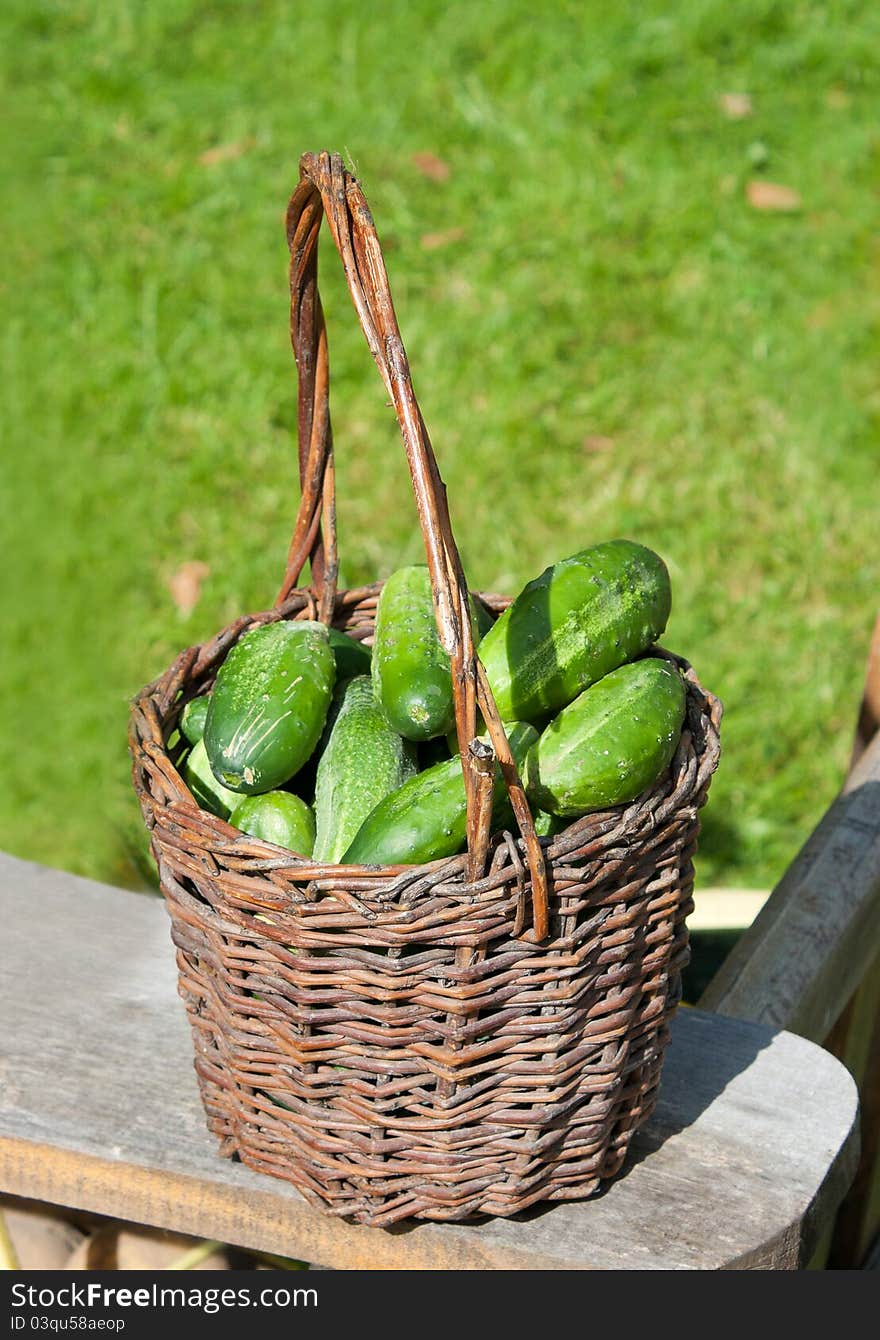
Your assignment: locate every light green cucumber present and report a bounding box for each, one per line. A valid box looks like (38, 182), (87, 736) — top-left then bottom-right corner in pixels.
(479, 539), (672, 721)
(179, 694), (210, 745)
(525, 657), (687, 817)
(230, 791), (316, 856)
(182, 739), (240, 819)
(204, 619), (335, 794)
(342, 721), (538, 866)
(313, 676), (417, 863)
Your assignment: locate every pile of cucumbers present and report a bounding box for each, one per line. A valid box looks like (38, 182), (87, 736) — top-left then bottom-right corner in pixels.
(177, 539), (687, 865)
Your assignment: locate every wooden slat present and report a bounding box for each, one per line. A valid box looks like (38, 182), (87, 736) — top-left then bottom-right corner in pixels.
(826, 951), (880, 1266)
(699, 730), (880, 1042)
(0, 853), (859, 1270)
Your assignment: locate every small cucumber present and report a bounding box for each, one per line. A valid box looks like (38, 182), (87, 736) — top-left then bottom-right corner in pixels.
(180, 694), (210, 745)
(472, 597), (497, 640)
(342, 721), (538, 866)
(182, 738), (240, 819)
(372, 566), (486, 742)
(533, 808), (565, 838)
(204, 619), (335, 794)
(328, 627), (372, 683)
(525, 657), (687, 817)
(313, 676), (417, 863)
(230, 791), (316, 856)
(479, 539), (672, 721)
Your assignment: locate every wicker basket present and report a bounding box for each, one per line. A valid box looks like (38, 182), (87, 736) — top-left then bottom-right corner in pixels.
(130, 151), (722, 1228)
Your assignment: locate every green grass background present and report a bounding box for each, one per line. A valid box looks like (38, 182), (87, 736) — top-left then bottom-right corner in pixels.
(2, 0), (878, 893)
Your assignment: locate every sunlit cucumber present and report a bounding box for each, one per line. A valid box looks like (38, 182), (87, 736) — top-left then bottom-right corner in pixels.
(313, 676), (418, 863)
(371, 566), (487, 742)
(479, 539), (672, 721)
(342, 721), (538, 866)
(230, 791), (316, 856)
(525, 658), (686, 817)
(182, 739), (240, 819)
(179, 694), (210, 746)
(204, 620), (335, 794)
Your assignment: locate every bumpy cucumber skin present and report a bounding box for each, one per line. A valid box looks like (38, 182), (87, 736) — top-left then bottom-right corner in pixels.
(328, 628), (372, 683)
(313, 676), (418, 863)
(372, 567), (488, 743)
(372, 566), (456, 742)
(180, 694), (210, 745)
(230, 791), (316, 856)
(342, 721), (538, 866)
(525, 658), (686, 817)
(182, 738), (240, 819)
(478, 539), (672, 721)
(204, 620), (335, 795)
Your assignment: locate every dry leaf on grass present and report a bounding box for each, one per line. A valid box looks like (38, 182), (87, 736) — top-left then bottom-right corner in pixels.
(746, 180), (802, 212)
(420, 227), (465, 250)
(719, 92), (753, 119)
(168, 561), (211, 617)
(412, 151), (451, 182)
(199, 138), (255, 166)
(583, 434), (615, 454)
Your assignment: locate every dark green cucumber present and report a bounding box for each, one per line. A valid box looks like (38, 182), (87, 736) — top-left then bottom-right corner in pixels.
(204, 619), (335, 794)
(182, 739), (240, 819)
(342, 721), (538, 866)
(313, 676), (417, 863)
(372, 566), (487, 742)
(479, 539), (672, 721)
(525, 657), (686, 817)
(230, 791), (316, 856)
(180, 694), (210, 745)
(533, 808), (565, 838)
(472, 597), (497, 640)
(328, 627), (372, 683)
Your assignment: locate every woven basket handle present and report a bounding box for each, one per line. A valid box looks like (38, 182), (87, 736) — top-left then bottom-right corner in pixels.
(274, 151), (548, 939)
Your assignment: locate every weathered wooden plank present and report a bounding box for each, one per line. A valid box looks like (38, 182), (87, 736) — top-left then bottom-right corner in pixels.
(0, 853), (859, 1270)
(699, 730), (880, 1042)
(826, 951), (880, 1266)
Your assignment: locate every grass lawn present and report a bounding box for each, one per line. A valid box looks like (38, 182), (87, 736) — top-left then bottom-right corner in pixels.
(2, 0), (878, 894)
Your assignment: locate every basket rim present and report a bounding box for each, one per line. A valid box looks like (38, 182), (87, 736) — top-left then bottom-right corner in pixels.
(129, 581), (722, 914)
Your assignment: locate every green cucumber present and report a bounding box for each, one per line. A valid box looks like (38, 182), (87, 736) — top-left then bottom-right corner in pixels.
(533, 808), (565, 838)
(371, 566), (486, 742)
(479, 539), (672, 721)
(180, 694), (210, 745)
(525, 657), (686, 817)
(472, 597), (496, 640)
(204, 619), (335, 794)
(313, 676), (418, 863)
(328, 627), (372, 683)
(230, 791), (316, 856)
(182, 739), (240, 819)
(342, 721), (538, 866)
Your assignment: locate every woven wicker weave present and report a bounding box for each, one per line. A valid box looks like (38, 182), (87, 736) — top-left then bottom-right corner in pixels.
(129, 152), (721, 1227)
